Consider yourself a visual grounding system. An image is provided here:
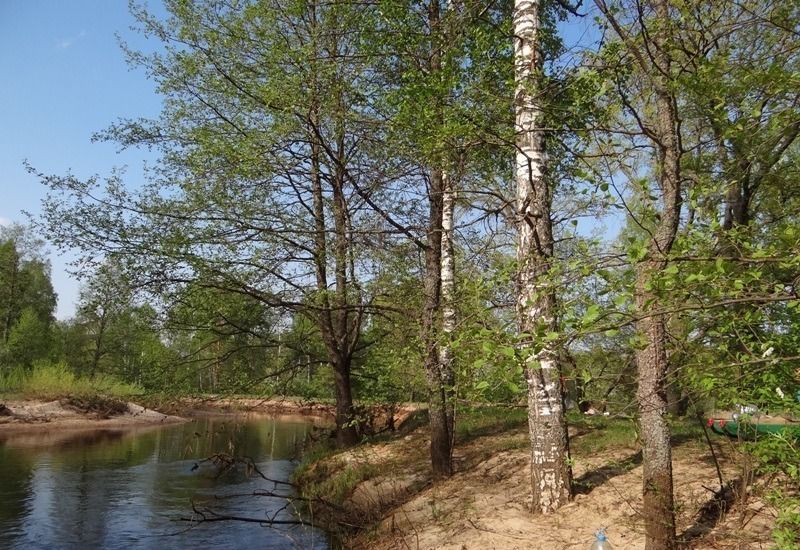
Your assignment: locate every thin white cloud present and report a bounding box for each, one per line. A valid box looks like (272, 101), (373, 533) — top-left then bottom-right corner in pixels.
(56, 30), (87, 50)
(0, 216), (11, 226)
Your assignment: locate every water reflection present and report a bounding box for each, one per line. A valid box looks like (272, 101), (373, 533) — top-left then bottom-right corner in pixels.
(0, 415), (328, 550)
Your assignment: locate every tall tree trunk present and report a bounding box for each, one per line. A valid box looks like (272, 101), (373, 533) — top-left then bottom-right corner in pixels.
(438, 168), (457, 460)
(331, 114), (359, 447)
(593, 0), (683, 544)
(309, 109), (356, 447)
(722, 174), (751, 230)
(513, 0), (571, 514)
(421, 0), (455, 479)
(635, 1), (682, 547)
(424, 165), (452, 478)
(306, 0), (358, 447)
(635, 282), (677, 550)
(89, 311), (107, 378)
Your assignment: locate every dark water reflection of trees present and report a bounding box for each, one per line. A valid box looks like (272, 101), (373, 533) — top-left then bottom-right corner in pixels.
(0, 416), (329, 550)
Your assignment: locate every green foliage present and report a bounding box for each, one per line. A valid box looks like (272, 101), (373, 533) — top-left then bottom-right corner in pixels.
(0, 360), (143, 399)
(748, 432), (800, 550)
(0, 225), (58, 369)
(163, 283), (279, 393)
(4, 307), (53, 368)
(17, 1), (800, 542)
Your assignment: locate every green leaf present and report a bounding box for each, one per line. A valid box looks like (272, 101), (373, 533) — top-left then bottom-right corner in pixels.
(582, 304), (601, 325)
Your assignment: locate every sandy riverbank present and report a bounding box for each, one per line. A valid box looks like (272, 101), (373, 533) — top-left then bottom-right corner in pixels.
(0, 398), (187, 433)
(296, 419), (781, 550)
(0, 396), (417, 434)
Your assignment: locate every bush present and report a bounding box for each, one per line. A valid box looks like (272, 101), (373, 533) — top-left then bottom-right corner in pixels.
(0, 360), (143, 399)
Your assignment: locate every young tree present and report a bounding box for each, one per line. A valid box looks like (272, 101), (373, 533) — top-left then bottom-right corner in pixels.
(367, 0), (514, 477)
(73, 261), (132, 377)
(590, 2), (800, 547)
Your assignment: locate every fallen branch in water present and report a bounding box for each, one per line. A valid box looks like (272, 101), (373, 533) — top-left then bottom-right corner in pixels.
(193, 453), (294, 486)
(181, 501), (315, 527)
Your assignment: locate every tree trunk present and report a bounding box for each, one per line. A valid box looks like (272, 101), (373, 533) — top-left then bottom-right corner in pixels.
(665, 357), (688, 417)
(722, 174), (751, 230)
(331, 108), (359, 447)
(420, 0), (455, 479)
(424, 163), (452, 478)
(333, 355), (358, 447)
(303, 0), (360, 447)
(89, 311), (107, 378)
(635, 280), (677, 550)
(438, 168), (457, 462)
(513, 0), (571, 514)
(635, 1), (682, 546)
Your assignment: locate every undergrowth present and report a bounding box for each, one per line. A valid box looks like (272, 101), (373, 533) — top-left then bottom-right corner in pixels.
(0, 361), (143, 400)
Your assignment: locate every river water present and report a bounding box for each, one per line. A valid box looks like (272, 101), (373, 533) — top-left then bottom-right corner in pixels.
(0, 415), (330, 550)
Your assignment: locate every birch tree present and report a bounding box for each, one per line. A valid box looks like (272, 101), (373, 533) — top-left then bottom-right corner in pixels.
(369, 0), (513, 477)
(514, 0), (571, 513)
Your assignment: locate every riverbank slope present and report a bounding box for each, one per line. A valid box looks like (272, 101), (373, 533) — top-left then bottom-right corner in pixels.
(295, 409), (780, 550)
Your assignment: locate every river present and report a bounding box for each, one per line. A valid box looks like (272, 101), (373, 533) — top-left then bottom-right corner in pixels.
(0, 414), (330, 550)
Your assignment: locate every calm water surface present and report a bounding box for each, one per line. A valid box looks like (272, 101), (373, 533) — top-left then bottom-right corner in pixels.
(0, 415), (329, 550)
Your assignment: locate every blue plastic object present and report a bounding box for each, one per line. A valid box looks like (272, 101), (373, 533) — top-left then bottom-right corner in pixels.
(590, 529), (613, 550)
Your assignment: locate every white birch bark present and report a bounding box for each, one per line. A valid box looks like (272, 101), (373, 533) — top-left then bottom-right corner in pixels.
(440, 0), (458, 358)
(439, 170), (456, 354)
(435, 0), (458, 472)
(514, 0), (571, 514)
(438, 168), (456, 453)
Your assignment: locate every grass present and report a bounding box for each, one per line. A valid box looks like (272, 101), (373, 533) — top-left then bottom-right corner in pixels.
(293, 440), (340, 485)
(290, 403), (714, 547)
(454, 405), (528, 442)
(669, 416), (707, 446)
(0, 361), (143, 400)
(569, 413), (640, 454)
(293, 437), (383, 505)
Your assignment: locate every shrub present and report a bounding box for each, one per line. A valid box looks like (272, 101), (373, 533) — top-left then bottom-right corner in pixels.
(0, 360), (143, 399)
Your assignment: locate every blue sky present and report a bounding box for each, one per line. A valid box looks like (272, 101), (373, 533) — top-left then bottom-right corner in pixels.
(0, 1), (166, 319)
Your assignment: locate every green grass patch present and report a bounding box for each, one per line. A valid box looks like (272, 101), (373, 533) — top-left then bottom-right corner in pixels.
(455, 406), (528, 442)
(568, 414), (640, 455)
(0, 361), (143, 400)
(567, 413), (707, 455)
(293, 440), (339, 485)
(294, 448), (380, 508)
(669, 416), (707, 445)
